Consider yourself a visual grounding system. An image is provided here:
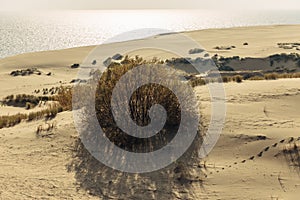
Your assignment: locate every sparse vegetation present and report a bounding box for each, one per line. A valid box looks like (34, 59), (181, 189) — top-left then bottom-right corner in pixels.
(233, 75), (243, 83)
(53, 86), (73, 111)
(189, 72), (300, 87)
(0, 113), (27, 129)
(264, 73), (278, 80)
(277, 42), (300, 51)
(189, 77), (206, 87)
(25, 102), (35, 110)
(248, 76), (265, 80)
(1, 94), (47, 108)
(269, 53), (299, 63)
(282, 142), (300, 172)
(10, 68), (43, 76)
(0, 88), (70, 129)
(0, 104), (62, 129)
(36, 122), (56, 137)
(41, 87), (60, 95)
(222, 76), (229, 83)
(214, 46), (234, 50)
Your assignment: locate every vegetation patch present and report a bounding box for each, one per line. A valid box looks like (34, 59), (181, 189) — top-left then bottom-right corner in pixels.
(0, 104), (62, 129)
(1, 94), (50, 109)
(10, 68), (42, 76)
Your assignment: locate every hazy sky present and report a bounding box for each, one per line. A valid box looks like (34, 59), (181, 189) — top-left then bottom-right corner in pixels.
(1, 0), (300, 10)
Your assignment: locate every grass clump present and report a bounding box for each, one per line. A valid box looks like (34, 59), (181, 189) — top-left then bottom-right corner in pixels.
(264, 73), (278, 80)
(222, 76), (229, 83)
(232, 75), (243, 83)
(0, 113), (27, 129)
(248, 76), (265, 81)
(1, 94), (49, 109)
(0, 104), (63, 129)
(189, 77), (206, 87)
(53, 86), (73, 111)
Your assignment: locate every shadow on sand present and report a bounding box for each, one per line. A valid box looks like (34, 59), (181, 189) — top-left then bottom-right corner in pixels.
(67, 134), (205, 200)
(283, 142), (300, 174)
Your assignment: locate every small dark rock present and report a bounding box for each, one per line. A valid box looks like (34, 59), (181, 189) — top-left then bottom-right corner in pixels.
(71, 64), (80, 69)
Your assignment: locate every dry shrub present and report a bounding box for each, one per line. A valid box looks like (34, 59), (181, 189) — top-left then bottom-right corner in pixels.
(27, 104), (63, 122)
(0, 104), (63, 129)
(25, 102), (35, 110)
(2, 94), (42, 108)
(264, 73), (278, 80)
(283, 142), (300, 172)
(291, 72), (300, 78)
(93, 57), (199, 152)
(0, 113), (27, 129)
(36, 122), (56, 137)
(222, 76), (230, 83)
(233, 75), (243, 83)
(248, 76), (265, 80)
(53, 86), (73, 111)
(189, 77), (206, 87)
(278, 73), (291, 79)
(68, 57), (204, 199)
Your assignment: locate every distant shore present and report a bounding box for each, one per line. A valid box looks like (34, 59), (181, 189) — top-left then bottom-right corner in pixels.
(1, 24), (300, 69)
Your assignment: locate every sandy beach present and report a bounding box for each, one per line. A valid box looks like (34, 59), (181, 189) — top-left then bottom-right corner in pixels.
(0, 25), (300, 199)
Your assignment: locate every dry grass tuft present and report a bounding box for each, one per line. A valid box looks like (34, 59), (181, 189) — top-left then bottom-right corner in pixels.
(264, 73), (278, 80)
(53, 86), (73, 111)
(0, 104), (63, 129)
(36, 122), (56, 137)
(282, 142), (300, 173)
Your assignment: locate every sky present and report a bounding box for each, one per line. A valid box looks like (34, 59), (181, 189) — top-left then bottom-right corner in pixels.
(1, 0), (300, 10)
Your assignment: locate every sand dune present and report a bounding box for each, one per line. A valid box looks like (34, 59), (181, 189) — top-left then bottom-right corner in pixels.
(196, 79), (300, 199)
(0, 25), (299, 199)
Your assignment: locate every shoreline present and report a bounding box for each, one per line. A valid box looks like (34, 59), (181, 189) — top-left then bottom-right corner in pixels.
(1, 24), (300, 61)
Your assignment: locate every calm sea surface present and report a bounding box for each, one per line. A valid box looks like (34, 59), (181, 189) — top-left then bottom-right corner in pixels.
(0, 10), (300, 58)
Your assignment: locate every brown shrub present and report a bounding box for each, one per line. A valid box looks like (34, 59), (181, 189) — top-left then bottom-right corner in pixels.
(0, 113), (27, 129)
(222, 76), (229, 83)
(189, 77), (206, 87)
(264, 73), (278, 80)
(88, 57), (200, 152)
(53, 87), (73, 111)
(248, 76), (265, 81)
(233, 75), (243, 83)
